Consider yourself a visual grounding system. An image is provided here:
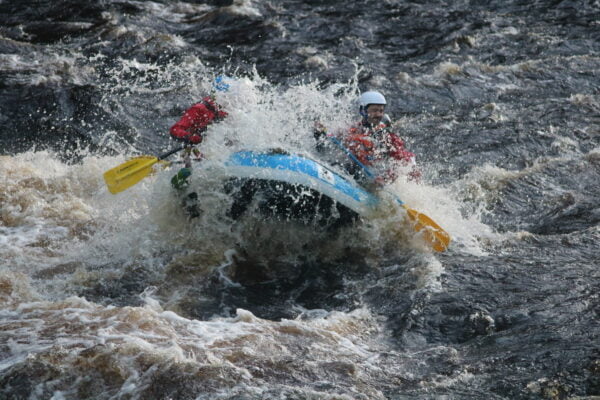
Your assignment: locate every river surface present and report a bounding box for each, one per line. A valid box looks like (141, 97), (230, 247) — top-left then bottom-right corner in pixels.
(1, 1), (599, 399)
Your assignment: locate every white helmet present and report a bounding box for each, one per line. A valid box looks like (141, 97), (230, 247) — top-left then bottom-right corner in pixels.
(359, 91), (386, 108)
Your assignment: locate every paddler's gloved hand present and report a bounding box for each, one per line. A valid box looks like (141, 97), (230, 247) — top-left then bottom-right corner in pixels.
(182, 144), (202, 168)
(187, 134), (202, 144)
(313, 122), (327, 140)
(191, 147), (203, 160)
(374, 176), (387, 187)
(408, 167), (422, 183)
(313, 122), (328, 152)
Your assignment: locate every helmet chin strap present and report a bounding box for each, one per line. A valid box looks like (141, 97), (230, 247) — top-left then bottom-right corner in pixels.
(359, 105), (368, 119)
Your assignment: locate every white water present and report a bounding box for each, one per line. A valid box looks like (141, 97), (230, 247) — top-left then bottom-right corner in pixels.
(0, 75), (496, 399)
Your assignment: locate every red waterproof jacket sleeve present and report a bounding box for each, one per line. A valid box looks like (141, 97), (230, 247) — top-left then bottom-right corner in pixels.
(169, 97), (228, 144)
(386, 133), (415, 164)
(386, 132), (422, 182)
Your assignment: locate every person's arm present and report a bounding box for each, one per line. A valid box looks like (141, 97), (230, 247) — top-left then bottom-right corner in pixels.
(387, 133), (422, 183)
(169, 103), (213, 144)
(386, 134), (412, 162)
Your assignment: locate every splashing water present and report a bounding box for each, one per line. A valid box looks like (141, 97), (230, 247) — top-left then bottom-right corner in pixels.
(3, 1), (599, 396)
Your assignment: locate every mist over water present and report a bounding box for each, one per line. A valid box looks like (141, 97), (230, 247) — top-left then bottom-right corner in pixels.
(1, 0), (599, 399)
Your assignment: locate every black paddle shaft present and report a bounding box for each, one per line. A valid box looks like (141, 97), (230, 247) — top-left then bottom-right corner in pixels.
(158, 146), (187, 160)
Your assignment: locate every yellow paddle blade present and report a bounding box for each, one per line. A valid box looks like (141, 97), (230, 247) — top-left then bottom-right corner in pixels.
(404, 206), (451, 252)
(103, 156), (160, 194)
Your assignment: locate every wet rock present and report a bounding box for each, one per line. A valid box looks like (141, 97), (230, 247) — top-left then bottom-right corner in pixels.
(494, 310), (530, 331)
(464, 310), (496, 338)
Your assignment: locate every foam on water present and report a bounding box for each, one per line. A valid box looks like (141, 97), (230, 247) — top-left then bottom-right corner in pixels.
(2, 0), (598, 397)
(0, 69), (504, 399)
(1, 290), (388, 399)
(0, 73), (495, 295)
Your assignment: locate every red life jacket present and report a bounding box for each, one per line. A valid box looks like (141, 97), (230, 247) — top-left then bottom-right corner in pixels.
(343, 117), (419, 183)
(169, 97), (228, 144)
(344, 118), (415, 166)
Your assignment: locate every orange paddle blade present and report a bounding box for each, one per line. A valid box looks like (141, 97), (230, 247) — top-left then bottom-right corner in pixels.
(404, 206), (451, 252)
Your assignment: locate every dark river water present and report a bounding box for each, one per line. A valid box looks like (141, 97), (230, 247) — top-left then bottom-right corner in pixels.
(1, 1), (599, 399)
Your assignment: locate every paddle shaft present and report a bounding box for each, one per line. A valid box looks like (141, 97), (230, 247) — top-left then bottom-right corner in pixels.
(158, 146), (188, 160)
(328, 136), (403, 203)
(328, 136), (374, 178)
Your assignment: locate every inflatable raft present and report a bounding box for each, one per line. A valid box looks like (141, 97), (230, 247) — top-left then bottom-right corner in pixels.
(219, 150), (379, 226)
